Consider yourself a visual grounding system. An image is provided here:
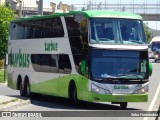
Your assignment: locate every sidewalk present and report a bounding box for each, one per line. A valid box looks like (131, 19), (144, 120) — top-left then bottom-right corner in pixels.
(0, 95), (30, 111)
(0, 83), (30, 111)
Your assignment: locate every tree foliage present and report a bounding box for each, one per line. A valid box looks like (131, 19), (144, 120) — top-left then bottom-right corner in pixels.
(0, 4), (15, 60)
(144, 23), (151, 43)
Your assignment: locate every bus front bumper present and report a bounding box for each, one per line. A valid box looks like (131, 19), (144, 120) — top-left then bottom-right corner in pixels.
(88, 92), (148, 102)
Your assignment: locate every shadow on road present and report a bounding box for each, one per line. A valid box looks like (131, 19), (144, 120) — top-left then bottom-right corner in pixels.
(27, 94), (140, 111)
(8, 95), (30, 101)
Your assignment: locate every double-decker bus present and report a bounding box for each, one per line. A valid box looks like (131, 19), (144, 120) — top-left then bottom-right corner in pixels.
(8, 10), (152, 109)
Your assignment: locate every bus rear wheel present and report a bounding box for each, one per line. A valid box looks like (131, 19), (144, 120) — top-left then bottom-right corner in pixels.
(26, 80), (32, 98)
(20, 83), (26, 97)
(120, 102), (127, 109)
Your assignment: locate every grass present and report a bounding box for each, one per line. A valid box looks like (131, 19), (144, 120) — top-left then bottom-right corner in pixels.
(0, 69), (7, 83)
(0, 98), (19, 105)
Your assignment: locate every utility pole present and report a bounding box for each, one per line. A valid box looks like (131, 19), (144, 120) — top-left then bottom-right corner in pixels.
(18, 0), (22, 17)
(38, 0), (43, 15)
(105, 0), (106, 10)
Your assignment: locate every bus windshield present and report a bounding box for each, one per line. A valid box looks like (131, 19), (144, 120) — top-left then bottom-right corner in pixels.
(151, 42), (160, 51)
(90, 18), (146, 44)
(90, 49), (148, 81)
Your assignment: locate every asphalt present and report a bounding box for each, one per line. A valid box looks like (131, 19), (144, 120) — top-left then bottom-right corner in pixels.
(0, 83), (31, 111)
(0, 82), (159, 120)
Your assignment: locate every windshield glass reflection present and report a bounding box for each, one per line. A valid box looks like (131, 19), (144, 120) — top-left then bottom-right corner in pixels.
(90, 18), (146, 44)
(90, 49), (148, 80)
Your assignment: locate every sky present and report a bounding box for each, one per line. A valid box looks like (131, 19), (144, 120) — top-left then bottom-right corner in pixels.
(36, 0), (160, 31)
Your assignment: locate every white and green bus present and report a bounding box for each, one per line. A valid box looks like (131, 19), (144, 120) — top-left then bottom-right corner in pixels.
(8, 10), (152, 109)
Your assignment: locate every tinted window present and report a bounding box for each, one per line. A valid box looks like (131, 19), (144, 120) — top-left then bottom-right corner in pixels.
(16, 23), (25, 39)
(65, 17), (80, 36)
(90, 49), (148, 80)
(49, 54), (58, 72)
(90, 18), (146, 44)
(58, 54), (72, 74)
(31, 54), (58, 73)
(31, 54), (41, 72)
(10, 22), (16, 40)
(31, 54), (71, 74)
(10, 17), (64, 40)
(151, 42), (160, 51)
(41, 54), (50, 72)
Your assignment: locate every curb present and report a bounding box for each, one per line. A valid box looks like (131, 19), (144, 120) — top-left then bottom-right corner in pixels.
(0, 99), (31, 111)
(0, 82), (7, 85)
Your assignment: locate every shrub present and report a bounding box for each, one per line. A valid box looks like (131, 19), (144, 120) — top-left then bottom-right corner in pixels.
(0, 60), (4, 68)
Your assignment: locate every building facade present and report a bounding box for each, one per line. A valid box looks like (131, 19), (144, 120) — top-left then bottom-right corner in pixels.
(0, 0), (5, 5)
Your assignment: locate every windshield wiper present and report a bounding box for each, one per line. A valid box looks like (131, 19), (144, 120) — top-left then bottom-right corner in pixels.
(118, 73), (145, 80)
(102, 76), (128, 81)
(127, 40), (144, 44)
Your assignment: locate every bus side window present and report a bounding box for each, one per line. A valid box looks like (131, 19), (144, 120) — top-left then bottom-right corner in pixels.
(53, 18), (64, 37)
(58, 54), (72, 74)
(16, 23), (25, 39)
(31, 54), (41, 72)
(10, 22), (16, 40)
(49, 54), (58, 73)
(32, 26), (41, 38)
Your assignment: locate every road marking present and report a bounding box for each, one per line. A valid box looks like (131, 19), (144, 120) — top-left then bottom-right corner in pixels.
(143, 83), (160, 120)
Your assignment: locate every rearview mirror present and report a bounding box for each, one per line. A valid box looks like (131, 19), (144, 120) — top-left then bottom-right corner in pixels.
(80, 60), (87, 74)
(149, 62), (152, 76)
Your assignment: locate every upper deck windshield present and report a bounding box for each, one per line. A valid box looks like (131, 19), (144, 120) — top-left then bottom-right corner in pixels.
(90, 18), (146, 44)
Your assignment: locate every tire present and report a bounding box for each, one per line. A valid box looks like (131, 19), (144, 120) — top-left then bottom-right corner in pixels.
(155, 59), (157, 63)
(26, 81), (32, 98)
(70, 84), (78, 105)
(20, 83), (26, 97)
(120, 102), (127, 109)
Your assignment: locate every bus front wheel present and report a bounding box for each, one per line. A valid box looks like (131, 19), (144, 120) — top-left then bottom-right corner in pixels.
(70, 83), (78, 105)
(120, 102), (127, 109)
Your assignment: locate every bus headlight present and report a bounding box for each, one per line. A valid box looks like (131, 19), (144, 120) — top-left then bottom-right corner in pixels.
(154, 54), (158, 58)
(91, 84), (111, 94)
(133, 85), (148, 94)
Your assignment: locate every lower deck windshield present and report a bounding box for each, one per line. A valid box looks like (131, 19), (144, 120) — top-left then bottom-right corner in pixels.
(90, 18), (146, 44)
(151, 42), (160, 51)
(90, 49), (149, 81)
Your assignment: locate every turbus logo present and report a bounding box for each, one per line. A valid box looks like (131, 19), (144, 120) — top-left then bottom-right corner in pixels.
(9, 49), (30, 68)
(114, 85), (129, 89)
(45, 41), (58, 51)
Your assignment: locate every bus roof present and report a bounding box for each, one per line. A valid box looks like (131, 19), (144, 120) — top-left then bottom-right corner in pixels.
(13, 10), (142, 22)
(150, 36), (160, 43)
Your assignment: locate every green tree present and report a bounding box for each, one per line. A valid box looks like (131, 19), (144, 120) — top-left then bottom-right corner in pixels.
(0, 4), (15, 60)
(144, 23), (151, 43)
